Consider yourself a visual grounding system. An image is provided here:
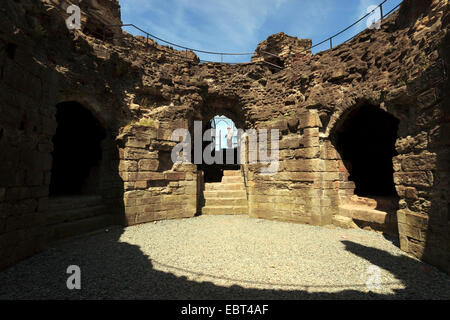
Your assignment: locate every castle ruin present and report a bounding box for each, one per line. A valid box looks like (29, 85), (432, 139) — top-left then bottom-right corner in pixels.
(0, 0), (449, 278)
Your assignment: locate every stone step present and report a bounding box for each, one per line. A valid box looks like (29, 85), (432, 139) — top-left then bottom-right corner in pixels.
(205, 183), (244, 191)
(203, 190), (247, 199)
(47, 214), (115, 243)
(346, 195), (378, 209)
(332, 215), (358, 229)
(48, 195), (103, 212)
(202, 206), (248, 215)
(346, 195), (399, 211)
(339, 205), (390, 225)
(205, 198), (248, 207)
(223, 170), (242, 177)
(221, 176), (243, 183)
(46, 205), (108, 225)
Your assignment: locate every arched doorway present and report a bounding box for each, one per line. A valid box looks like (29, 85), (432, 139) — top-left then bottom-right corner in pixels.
(199, 115), (241, 183)
(49, 102), (106, 196)
(332, 103), (400, 235)
(334, 104), (400, 198)
(195, 114), (249, 216)
(47, 101), (114, 242)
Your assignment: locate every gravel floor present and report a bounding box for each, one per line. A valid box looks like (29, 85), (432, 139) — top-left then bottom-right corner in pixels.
(0, 215), (449, 300)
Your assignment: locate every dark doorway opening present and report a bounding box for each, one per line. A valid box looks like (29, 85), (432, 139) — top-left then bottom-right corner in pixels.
(198, 116), (241, 183)
(49, 102), (106, 196)
(334, 104), (400, 197)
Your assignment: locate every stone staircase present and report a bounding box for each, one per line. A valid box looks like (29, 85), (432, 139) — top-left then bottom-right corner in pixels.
(202, 170), (249, 215)
(334, 195), (399, 234)
(46, 195), (115, 243)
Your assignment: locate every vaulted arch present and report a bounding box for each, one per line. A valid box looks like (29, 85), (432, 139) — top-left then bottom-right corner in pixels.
(49, 101), (106, 196)
(332, 103), (400, 197)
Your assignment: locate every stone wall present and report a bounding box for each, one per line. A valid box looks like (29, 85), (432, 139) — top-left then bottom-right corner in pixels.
(252, 32), (312, 68)
(116, 122), (198, 225)
(0, 0), (129, 269)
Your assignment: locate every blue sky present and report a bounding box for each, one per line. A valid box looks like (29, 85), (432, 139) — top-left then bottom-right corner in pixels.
(119, 0), (403, 63)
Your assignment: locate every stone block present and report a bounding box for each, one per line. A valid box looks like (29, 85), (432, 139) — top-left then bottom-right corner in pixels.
(121, 148), (158, 160)
(134, 181), (148, 189)
(404, 187), (418, 199)
(119, 172), (138, 182)
(31, 186), (48, 198)
(332, 215), (358, 229)
(321, 145), (340, 160)
(25, 170), (43, 187)
(299, 110), (322, 128)
(164, 172), (186, 181)
(276, 172), (316, 182)
(430, 123), (450, 146)
(398, 222), (421, 240)
(405, 211), (429, 229)
(417, 88), (439, 110)
(124, 182), (136, 190)
(136, 197), (160, 206)
(294, 147), (321, 159)
(282, 159), (324, 172)
(137, 172), (165, 181)
(123, 212), (137, 226)
(138, 159), (159, 171)
(5, 187), (31, 201)
(401, 153), (437, 171)
(300, 128), (320, 147)
(406, 238), (426, 258)
(119, 160), (138, 172)
(394, 172), (433, 187)
(123, 197), (136, 207)
(125, 136), (150, 149)
(279, 136), (303, 150)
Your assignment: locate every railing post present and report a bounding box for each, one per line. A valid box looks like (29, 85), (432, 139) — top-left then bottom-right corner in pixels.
(146, 34), (149, 50)
(380, 3), (384, 20)
(329, 38), (333, 49)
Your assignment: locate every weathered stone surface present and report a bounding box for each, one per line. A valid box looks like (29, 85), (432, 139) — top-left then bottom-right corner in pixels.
(138, 159), (159, 171)
(251, 32), (312, 68)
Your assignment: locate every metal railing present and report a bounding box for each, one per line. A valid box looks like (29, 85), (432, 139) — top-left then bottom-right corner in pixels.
(56, 0), (403, 68)
(103, 0), (401, 67)
(279, 0), (402, 59)
(102, 23), (258, 65)
(313, 0), (389, 51)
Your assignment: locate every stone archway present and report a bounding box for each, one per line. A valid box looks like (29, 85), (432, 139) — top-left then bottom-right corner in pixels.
(199, 115), (241, 183)
(47, 101), (117, 242)
(187, 101), (249, 217)
(333, 103), (400, 198)
(330, 102), (401, 235)
(49, 101), (106, 196)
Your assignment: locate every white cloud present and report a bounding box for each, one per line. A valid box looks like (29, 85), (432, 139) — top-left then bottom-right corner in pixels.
(121, 0), (286, 52)
(118, 0), (373, 61)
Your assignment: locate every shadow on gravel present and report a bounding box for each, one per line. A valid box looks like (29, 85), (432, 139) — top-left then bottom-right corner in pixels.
(341, 241), (450, 299)
(0, 228), (449, 300)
